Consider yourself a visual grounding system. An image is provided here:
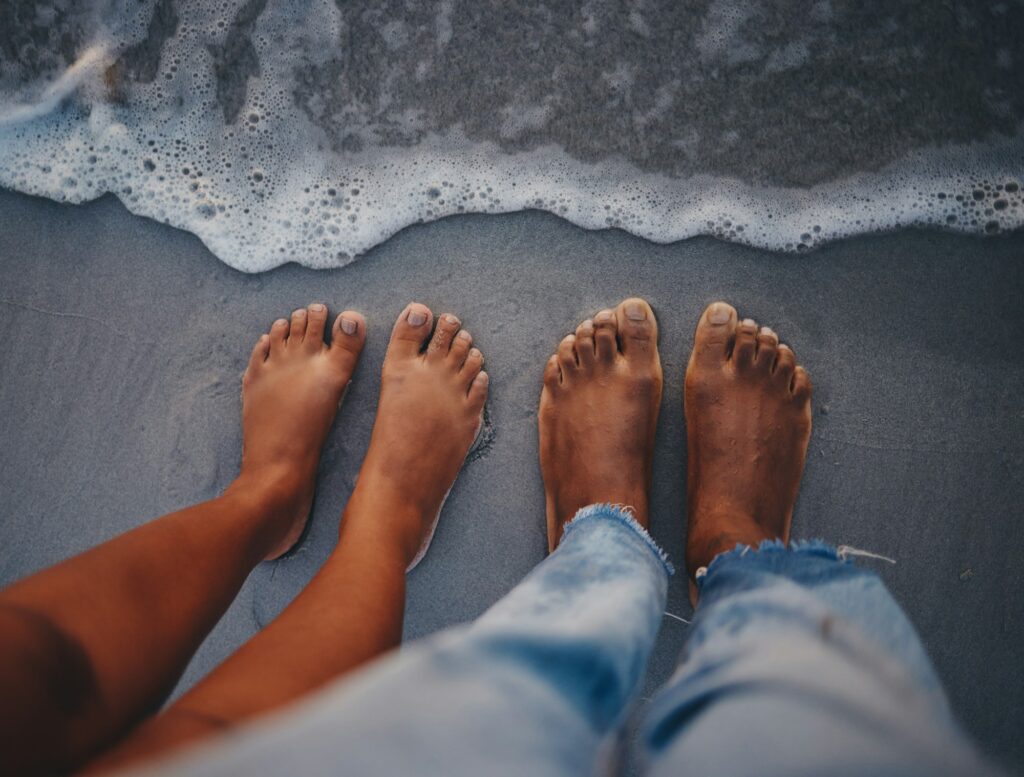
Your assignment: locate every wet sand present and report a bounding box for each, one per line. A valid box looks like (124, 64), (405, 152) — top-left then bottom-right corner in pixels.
(1, 188), (1021, 771)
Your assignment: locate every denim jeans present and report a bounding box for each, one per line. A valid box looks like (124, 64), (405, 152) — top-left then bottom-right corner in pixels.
(137, 504), (998, 777)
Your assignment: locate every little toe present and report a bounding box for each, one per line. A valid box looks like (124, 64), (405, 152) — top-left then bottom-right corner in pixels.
(614, 298), (658, 359)
(544, 354), (562, 391)
(245, 334), (270, 376)
(428, 313), (462, 361)
(773, 343), (796, 386)
(593, 309), (618, 362)
(574, 319), (596, 369)
(468, 370), (489, 407)
(791, 366), (812, 401)
(388, 302), (434, 359)
(461, 347), (485, 388)
(754, 326), (779, 372)
(289, 308), (308, 344)
(449, 328), (473, 368)
(557, 334), (579, 379)
(269, 317), (289, 354)
(732, 318), (758, 368)
(330, 310), (367, 371)
(692, 302), (737, 368)
(304, 303), (329, 348)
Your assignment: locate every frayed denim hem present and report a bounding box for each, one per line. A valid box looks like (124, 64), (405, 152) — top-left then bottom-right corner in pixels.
(694, 537), (897, 587)
(563, 503), (675, 576)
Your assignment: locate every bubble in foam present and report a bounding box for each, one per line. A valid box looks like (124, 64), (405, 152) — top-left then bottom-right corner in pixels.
(0, 0), (1022, 273)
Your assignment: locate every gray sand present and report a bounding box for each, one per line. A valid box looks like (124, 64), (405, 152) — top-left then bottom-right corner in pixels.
(1, 189), (1022, 771)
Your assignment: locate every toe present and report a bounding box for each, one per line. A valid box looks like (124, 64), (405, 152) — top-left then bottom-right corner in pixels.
(269, 317), (289, 354)
(692, 302), (737, 368)
(388, 302), (434, 358)
(428, 313), (462, 361)
(330, 310), (366, 372)
(304, 303), (329, 348)
(574, 319), (596, 369)
(593, 309), (617, 362)
(468, 370), (488, 407)
(245, 333), (270, 376)
(614, 298), (657, 359)
(543, 354), (561, 391)
(754, 326), (779, 371)
(792, 365), (812, 401)
(449, 328), (473, 369)
(732, 318), (758, 368)
(773, 343), (796, 386)
(461, 347), (484, 388)
(289, 308), (308, 344)
(557, 334), (578, 379)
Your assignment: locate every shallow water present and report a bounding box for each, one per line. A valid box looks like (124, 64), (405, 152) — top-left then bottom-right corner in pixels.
(1, 0), (1022, 271)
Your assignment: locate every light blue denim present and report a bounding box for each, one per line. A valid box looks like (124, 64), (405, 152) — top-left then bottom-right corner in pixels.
(136, 504), (999, 777)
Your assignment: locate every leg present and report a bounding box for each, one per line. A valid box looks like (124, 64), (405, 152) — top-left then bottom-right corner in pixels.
(96, 300), (668, 777)
(641, 302), (997, 777)
(87, 303), (488, 772)
(0, 303), (365, 775)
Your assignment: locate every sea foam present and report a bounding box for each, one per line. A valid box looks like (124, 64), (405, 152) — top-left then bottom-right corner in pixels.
(0, 0), (1021, 272)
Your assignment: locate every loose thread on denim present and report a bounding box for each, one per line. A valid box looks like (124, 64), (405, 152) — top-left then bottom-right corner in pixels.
(663, 611), (691, 625)
(837, 545), (897, 565)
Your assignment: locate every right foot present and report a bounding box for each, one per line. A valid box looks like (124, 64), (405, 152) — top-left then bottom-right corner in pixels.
(684, 302), (813, 594)
(539, 298), (663, 550)
(341, 303), (488, 567)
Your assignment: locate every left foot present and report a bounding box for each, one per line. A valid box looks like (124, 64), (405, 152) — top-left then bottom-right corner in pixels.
(539, 298), (663, 550)
(238, 303), (366, 559)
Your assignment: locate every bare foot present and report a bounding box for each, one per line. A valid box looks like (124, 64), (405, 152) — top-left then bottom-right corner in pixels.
(539, 298), (663, 550)
(684, 302), (812, 594)
(341, 303), (488, 568)
(239, 303), (366, 560)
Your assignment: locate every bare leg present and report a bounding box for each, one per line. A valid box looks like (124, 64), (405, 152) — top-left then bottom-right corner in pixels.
(0, 303), (365, 775)
(87, 303), (488, 773)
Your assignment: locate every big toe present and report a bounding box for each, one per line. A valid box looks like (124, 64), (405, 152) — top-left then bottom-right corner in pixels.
(692, 301), (737, 368)
(614, 298), (658, 359)
(330, 310), (367, 372)
(388, 302), (434, 358)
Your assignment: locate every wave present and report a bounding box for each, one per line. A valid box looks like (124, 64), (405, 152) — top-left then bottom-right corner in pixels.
(0, 0), (1021, 272)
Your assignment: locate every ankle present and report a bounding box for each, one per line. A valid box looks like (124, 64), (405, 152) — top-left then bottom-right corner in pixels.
(223, 468), (311, 557)
(340, 481), (429, 568)
(230, 465), (310, 510)
(685, 507), (775, 575)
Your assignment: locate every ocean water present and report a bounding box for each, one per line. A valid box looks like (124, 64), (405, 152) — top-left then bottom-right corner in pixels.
(0, 0), (1021, 272)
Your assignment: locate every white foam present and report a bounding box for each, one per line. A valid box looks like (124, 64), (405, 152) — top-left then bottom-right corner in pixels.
(0, 0), (1021, 273)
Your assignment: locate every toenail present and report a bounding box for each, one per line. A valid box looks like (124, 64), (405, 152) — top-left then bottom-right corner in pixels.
(625, 302), (647, 321)
(340, 317), (358, 335)
(274, 318), (287, 327)
(596, 310), (613, 322)
(458, 330), (472, 341)
(408, 310), (427, 326)
(708, 303), (731, 324)
(470, 348), (482, 359)
(779, 343), (791, 351)
(741, 318), (756, 329)
(310, 303), (325, 312)
(294, 309), (306, 317)
(759, 327), (776, 339)
(444, 314), (459, 324)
